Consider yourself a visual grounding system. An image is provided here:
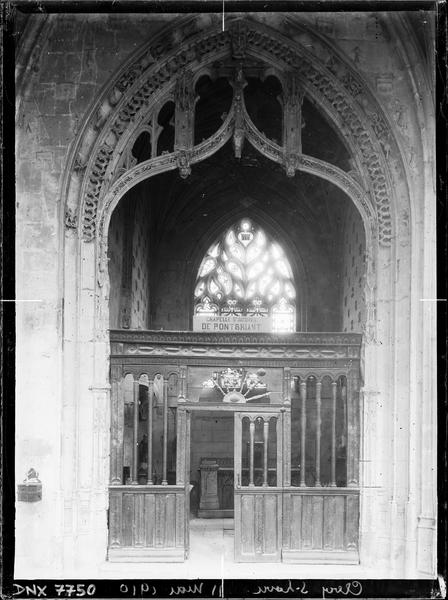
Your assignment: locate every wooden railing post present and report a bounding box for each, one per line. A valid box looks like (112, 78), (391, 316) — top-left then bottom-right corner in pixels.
(147, 380), (154, 485)
(178, 365), (187, 401)
(162, 380), (168, 485)
(176, 406), (187, 486)
(132, 380), (140, 484)
(277, 411), (284, 487)
(249, 419), (255, 487)
(347, 368), (360, 487)
(300, 380), (307, 487)
(330, 380), (337, 487)
(283, 367), (291, 405)
(263, 419), (269, 487)
(315, 380), (322, 487)
(283, 406), (291, 487)
(110, 364), (124, 485)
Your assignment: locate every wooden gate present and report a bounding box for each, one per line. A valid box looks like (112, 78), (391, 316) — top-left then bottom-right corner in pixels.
(234, 408), (286, 562)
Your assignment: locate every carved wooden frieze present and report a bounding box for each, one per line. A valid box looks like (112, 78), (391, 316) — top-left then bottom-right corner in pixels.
(110, 357), (357, 371)
(110, 330), (362, 345)
(109, 330), (362, 361)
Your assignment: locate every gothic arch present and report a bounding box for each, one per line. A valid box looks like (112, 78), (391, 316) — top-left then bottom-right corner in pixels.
(56, 15), (420, 573)
(58, 16), (418, 363)
(63, 16), (407, 250)
(60, 17), (408, 347)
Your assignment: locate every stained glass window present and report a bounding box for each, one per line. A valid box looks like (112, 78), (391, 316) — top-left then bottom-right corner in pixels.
(194, 220), (296, 332)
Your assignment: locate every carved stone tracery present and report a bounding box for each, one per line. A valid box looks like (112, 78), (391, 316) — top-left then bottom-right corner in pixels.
(75, 20), (399, 248)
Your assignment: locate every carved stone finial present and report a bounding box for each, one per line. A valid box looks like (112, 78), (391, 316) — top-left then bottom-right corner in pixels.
(176, 150), (191, 179)
(65, 207), (78, 229)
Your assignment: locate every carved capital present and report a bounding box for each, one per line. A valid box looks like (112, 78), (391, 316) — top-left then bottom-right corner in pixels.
(65, 207), (78, 229)
(73, 154), (87, 173)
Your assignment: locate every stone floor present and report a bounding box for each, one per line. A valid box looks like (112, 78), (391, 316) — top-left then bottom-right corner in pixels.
(97, 518), (389, 579)
(17, 516), (428, 579)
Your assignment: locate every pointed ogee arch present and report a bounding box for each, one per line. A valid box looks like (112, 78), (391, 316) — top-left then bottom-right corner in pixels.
(64, 17), (405, 251)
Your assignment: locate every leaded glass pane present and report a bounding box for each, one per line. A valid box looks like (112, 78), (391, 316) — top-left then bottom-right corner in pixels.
(194, 219), (296, 331)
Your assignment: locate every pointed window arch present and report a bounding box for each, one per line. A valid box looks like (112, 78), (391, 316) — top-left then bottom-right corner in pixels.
(194, 219), (296, 333)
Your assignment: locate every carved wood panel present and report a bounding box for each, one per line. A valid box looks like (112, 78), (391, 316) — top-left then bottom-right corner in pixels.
(108, 487), (186, 561)
(282, 489), (359, 563)
(234, 491), (282, 562)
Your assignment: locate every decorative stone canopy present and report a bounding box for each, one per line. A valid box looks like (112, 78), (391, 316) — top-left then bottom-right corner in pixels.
(65, 17), (403, 248)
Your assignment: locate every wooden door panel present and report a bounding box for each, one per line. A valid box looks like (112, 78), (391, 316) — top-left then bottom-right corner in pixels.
(234, 410), (283, 562)
(235, 491), (282, 561)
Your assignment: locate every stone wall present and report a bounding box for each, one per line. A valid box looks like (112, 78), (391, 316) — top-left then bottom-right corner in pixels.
(108, 193), (151, 329)
(15, 13), (174, 577)
(341, 205), (366, 333)
(107, 201), (125, 328)
(130, 199), (151, 329)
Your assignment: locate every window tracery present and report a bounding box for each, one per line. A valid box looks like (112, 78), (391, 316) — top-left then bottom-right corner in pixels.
(194, 219), (296, 332)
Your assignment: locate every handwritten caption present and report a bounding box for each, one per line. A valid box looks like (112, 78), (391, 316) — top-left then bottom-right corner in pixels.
(12, 582), (223, 598)
(253, 581), (362, 598)
(13, 580), (363, 598)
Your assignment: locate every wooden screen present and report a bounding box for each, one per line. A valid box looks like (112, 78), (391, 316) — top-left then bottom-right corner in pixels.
(108, 368), (189, 562)
(283, 370), (360, 563)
